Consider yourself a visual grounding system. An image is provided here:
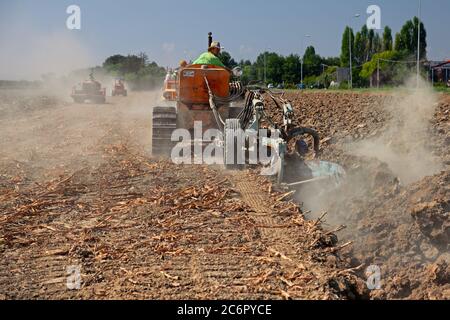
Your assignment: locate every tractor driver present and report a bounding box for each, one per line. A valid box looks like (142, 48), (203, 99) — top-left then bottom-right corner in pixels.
(193, 41), (226, 68)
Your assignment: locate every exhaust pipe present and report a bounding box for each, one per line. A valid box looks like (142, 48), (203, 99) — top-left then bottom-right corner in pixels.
(208, 32), (213, 49)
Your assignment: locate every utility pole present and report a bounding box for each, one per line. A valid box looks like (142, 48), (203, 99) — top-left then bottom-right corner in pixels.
(416, 0), (422, 88)
(264, 52), (267, 85)
(264, 47), (271, 85)
(377, 59), (380, 89)
(322, 64), (325, 87)
(349, 14), (360, 89)
(431, 64), (434, 86)
(349, 28), (352, 88)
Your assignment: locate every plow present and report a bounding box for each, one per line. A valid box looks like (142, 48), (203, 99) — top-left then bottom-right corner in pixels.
(152, 33), (345, 186)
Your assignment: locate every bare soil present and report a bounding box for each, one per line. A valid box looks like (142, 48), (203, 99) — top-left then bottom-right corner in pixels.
(266, 91), (449, 299)
(0, 89), (448, 300)
(0, 89), (366, 300)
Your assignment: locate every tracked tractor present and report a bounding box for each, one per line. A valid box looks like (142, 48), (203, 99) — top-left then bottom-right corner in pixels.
(71, 70), (106, 104)
(151, 33), (344, 185)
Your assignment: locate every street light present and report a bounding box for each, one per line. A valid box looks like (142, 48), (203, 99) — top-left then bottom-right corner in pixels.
(321, 63), (327, 87)
(349, 14), (360, 89)
(264, 47), (271, 85)
(264, 51), (267, 84)
(301, 34), (312, 87)
(416, 0), (422, 88)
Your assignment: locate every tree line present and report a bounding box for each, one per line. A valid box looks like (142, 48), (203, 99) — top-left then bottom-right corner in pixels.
(101, 53), (166, 90)
(219, 16), (427, 88)
(62, 52), (167, 91)
(77, 16), (428, 90)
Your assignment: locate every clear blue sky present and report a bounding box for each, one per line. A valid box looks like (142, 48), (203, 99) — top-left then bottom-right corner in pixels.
(1, 0), (449, 80)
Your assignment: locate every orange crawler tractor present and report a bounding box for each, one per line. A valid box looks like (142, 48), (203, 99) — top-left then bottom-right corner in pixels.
(152, 33), (243, 155)
(71, 70), (106, 104)
(151, 33), (341, 185)
(112, 78), (127, 96)
(162, 69), (177, 101)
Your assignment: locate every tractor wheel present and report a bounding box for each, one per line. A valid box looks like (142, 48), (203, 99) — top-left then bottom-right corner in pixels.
(223, 119), (244, 170)
(151, 106), (177, 156)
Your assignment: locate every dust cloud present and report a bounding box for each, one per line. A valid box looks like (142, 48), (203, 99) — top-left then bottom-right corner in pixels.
(0, 89), (162, 180)
(0, 9), (100, 100)
(297, 76), (442, 225)
(0, 10), (164, 179)
(345, 76), (442, 185)
(0, 19), (95, 81)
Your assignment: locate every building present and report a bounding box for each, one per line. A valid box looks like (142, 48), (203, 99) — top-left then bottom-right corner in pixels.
(426, 60), (450, 85)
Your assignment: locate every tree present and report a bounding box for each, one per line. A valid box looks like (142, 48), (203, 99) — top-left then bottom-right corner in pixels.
(361, 51), (393, 81)
(340, 26), (355, 67)
(394, 32), (403, 52)
(373, 33), (382, 55)
(121, 55), (146, 74)
(241, 64), (257, 84)
(282, 54), (301, 84)
(103, 54), (127, 74)
(101, 54), (165, 90)
(303, 46), (321, 77)
(138, 52), (149, 66)
(255, 52), (284, 84)
(218, 51), (237, 69)
(103, 54), (127, 67)
(367, 29), (376, 60)
(382, 26), (393, 51)
(360, 25), (370, 62)
(412, 16), (427, 60)
(238, 59), (255, 84)
(354, 31), (365, 65)
(351, 24), (383, 64)
(395, 19), (414, 52)
(360, 50), (408, 86)
(239, 59), (252, 67)
(322, 56), (340, 67)
(394, 17), (427, 59)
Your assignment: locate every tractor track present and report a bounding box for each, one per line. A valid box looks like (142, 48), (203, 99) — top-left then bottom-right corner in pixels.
(230, 173), (335, 298)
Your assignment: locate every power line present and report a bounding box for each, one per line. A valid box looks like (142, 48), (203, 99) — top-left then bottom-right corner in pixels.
(378, 58), (417, 64)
